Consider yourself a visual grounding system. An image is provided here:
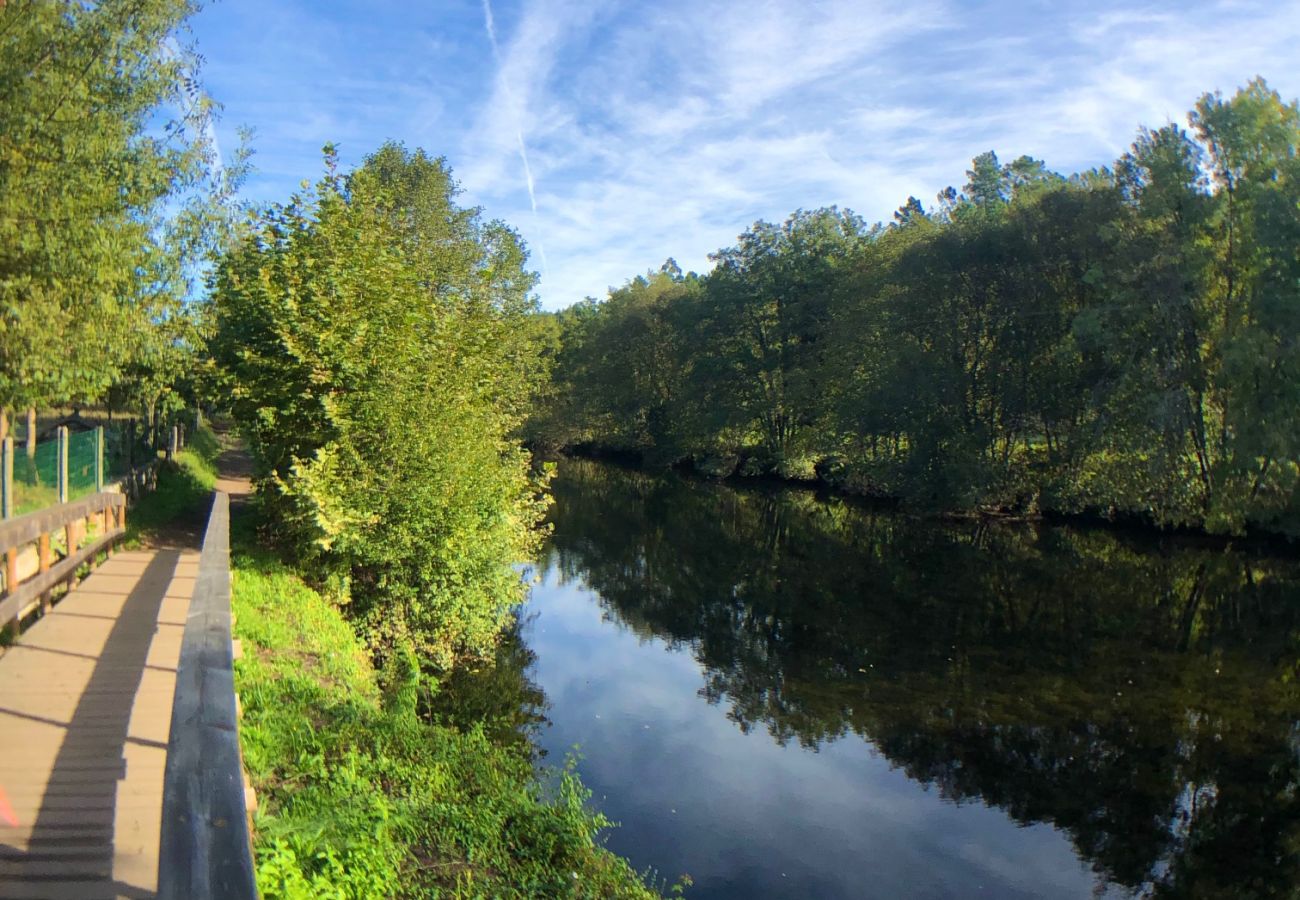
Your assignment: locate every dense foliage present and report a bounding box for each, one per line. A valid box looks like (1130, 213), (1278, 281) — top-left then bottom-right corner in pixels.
(0, 0), (240, 429)
(529, 79), (1300, 535)
(211, 144), (548, 668)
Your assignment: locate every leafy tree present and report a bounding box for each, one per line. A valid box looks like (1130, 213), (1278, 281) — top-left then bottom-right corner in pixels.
(1190, 80), (1300, 532)
(694, 208), (868, 470)
(212, 143), (546, 669)
(0, 0), (240, 424)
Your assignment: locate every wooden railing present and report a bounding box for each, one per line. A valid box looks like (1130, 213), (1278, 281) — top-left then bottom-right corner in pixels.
(111, 456), (161, 502)
(0, 490), (126, 635)
(158, 491), (258, 899)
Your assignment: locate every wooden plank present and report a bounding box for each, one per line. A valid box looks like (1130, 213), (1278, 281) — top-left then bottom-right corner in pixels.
(0, 545), (198, 899)
(157, 492), (256, 900)
(0, 530), (124, 624)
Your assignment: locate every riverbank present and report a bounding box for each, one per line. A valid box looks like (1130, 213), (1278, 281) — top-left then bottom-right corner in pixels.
(147, 434), (665, 899)
(548, 443), (1300, 553)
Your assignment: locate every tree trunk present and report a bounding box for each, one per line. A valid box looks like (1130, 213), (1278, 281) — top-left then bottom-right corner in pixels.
(25, 407), (35, 456)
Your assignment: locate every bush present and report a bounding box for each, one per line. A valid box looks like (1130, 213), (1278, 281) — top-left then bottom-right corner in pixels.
(212, 143), (549, 669)
(231, 523), (660, 899)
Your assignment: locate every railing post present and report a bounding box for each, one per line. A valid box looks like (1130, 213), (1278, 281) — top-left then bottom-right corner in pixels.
(38, 532), (51, 613)
(4, 545), (16, 637)
(95, 425), (104, 492)
(1, 436), (12, 520)
(57, 426), (68, 505)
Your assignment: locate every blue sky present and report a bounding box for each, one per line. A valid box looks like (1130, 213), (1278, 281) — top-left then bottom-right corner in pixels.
(188, 0), (1300, 309)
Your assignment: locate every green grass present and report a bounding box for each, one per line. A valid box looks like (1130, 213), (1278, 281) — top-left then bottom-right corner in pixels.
(133, 431), (667, 898)
(230, 524), (667, 899)
(12, 482), (59, 517)
(121, 445), (217, 548)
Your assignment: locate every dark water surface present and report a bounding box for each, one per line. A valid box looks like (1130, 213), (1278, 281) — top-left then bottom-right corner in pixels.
(475, 460), (1300, 898)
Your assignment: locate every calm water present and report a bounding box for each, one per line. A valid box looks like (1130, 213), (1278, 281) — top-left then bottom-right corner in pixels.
(449, 459), (1300, 898)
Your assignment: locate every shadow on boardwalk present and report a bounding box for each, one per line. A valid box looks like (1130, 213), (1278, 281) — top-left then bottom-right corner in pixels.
(0, 544), (198, 898)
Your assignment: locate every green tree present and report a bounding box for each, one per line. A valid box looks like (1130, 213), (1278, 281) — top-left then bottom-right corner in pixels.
(1191, 79), (1300, 532)
(695, 208), (868, 469)
(0, 0), (239, 421)
(212, 143), (546, 669)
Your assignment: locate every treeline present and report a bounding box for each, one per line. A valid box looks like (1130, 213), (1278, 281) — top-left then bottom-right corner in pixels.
(528, 79), (1300, 536)
(0, 0), (241, 442)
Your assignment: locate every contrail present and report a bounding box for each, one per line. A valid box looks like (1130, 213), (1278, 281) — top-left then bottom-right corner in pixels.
(481, 0), (549, 278)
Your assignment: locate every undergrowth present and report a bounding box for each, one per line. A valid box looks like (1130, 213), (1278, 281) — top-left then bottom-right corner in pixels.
(231, 534), (664, 898)
(122, 429), (220, 546)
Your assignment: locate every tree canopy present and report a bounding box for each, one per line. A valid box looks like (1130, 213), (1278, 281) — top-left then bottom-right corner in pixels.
(211, 143), (548, 668)
(529, 78), (1300, 536)
(0, 0), (240, 423)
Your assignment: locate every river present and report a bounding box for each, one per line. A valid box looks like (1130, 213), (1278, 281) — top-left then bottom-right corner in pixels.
(448, 458), (1300, 898)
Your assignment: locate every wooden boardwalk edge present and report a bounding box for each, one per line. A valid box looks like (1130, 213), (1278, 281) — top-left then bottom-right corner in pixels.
(156, 492), (257, 900)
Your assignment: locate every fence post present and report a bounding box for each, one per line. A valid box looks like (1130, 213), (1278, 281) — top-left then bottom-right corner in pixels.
(95, 426), (104, 492)
(1, 437), (12, 520)
(57, 426), (68, 505)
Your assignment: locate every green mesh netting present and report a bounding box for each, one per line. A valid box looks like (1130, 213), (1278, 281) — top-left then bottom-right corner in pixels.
(67, 429), (100, 501)
(105, 424), (146, 481)
(13, 438), (60, 516)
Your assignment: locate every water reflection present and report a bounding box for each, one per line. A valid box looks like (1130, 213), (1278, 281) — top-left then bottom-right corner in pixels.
(529, 460), (1300, 898)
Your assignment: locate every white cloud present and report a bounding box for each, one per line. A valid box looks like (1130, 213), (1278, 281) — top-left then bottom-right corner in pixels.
(193, 0), (1300, 310)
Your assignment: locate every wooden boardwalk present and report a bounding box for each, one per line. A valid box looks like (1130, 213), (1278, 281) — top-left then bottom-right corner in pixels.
(0, 547), (199, 899)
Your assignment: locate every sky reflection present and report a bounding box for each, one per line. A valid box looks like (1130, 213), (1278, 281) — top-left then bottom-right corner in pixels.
(524, 574), (1117, 899)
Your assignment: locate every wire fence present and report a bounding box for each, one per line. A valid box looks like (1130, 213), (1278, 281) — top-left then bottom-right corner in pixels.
(6, 420), (177, 518)
(13, 439), (60, 517)
(67, 429), (99, 502)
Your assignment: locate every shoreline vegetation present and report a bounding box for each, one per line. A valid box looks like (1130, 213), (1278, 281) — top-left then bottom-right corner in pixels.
(143, 433), (668, 898)
(525, 79), (1300, 544)
(548, 442), (1300, 554)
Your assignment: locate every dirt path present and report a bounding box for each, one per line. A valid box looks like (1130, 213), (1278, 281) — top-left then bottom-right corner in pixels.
(214, 446), (253, 501)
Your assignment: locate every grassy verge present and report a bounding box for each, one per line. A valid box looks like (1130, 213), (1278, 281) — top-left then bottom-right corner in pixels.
(144, 432), (663, 897)
(232, 537), (666, 898)
(122, 429), (221, 547)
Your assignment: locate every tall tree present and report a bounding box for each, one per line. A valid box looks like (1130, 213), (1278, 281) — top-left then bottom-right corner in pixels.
(212, 144), (546, 668)
(0, 0), (238, 421)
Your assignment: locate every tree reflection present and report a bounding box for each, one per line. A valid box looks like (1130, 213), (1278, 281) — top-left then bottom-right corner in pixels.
(423, 613), (551, 758)
(544, 459), (1300, 897)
